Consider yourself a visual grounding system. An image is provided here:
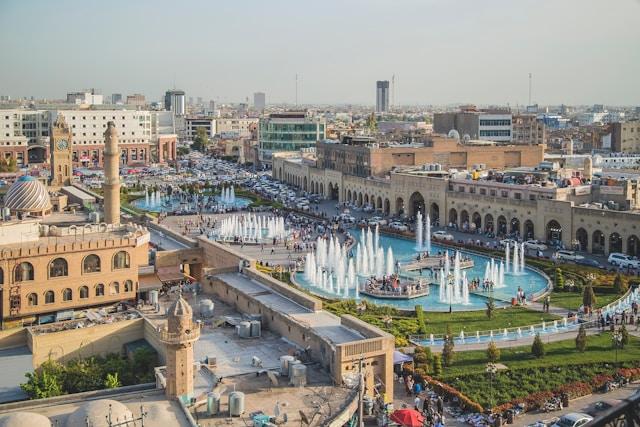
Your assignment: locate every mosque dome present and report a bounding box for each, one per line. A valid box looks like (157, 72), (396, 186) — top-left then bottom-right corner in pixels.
(66, 399), (134, 427)
(0, 412), (51, 427)
(4, 176), (52, 215)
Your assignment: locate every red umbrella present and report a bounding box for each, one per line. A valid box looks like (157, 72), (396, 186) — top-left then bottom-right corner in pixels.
(390, 408), (425, 427)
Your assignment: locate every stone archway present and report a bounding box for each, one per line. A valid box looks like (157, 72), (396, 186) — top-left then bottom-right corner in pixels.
(484, 214), (494, 233)
(471, 212), (482, 230)
(364, 194), (369, 205)
(430, 203), (440, 225)
(347, 190), (352, 201)
(408, 192), (425, 217)
(303, 176), (308, 191)
(497, 215), (507, 235)
(510, 218), (520, 235)
(376, 196), (382, 211)
(592, 230), (605, 254)
(523, 220), (534, 239)
(628, 235), (640, 257)
(319, 183), (324, 196)
(576, 228), (588, 252)
(358, 192), (363, 206)
(384, 198), (391, 216)
(609, 232), (623, 254)
(460, 210), (469, 228)
(449, 208), (458, 226)
(546, 220), (562, 243)
(396, 197), (405, 215)
(329, 183), (339, 200)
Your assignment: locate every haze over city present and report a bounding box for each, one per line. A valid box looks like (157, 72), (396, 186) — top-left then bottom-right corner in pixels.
(1, 0), (639, 105)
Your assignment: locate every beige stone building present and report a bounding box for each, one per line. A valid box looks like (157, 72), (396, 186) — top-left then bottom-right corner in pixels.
(611, 120), (640, 153)
(0, 221), (150, 327)
(512, 114), (546, 145)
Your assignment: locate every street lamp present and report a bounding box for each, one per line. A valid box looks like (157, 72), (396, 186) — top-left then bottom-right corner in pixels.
(486, 362), (498, 410)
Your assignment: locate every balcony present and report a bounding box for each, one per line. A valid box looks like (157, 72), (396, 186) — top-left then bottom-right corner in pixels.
(158, 327), (200, 345)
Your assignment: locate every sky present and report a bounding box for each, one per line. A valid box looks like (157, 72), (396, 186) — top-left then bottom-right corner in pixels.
(1, 0), (639, 106)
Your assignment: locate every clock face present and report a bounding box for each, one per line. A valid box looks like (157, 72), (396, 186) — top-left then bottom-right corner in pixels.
(57, 139), (69, 150)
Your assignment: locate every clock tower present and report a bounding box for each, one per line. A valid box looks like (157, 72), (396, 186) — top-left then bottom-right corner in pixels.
(50, 114), (73, 187)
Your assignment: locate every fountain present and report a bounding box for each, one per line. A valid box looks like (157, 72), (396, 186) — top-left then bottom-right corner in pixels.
(476, 331), (480, 342)
(563, 317), (568, 328)
(520, 242), (525, 272)
(430, 334), (434, 345)
(512, 243), (519, 274)
(489, 330), (494, 340)
(416, 211), (423, 250)
(505, 243), (510, 273)
(553, 320), (558, 330)
(542, 321), (546, 332)
(530, 325), (535, 335)
(425, 214), (432, 253)
(439, 251), (470, 305)
(503, 328), (508, 340)
(517, 327), (522, 338)
(459, 330), (465, 344)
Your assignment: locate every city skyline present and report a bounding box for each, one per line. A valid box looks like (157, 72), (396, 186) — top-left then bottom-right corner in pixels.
(0, 0), (639, 106)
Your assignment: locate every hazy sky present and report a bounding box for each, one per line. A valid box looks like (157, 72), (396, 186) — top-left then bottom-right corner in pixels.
(1, 0), (639, 106)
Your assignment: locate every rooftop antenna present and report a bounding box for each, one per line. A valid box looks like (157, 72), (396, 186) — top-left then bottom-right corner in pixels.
(528, 73), (532, 106)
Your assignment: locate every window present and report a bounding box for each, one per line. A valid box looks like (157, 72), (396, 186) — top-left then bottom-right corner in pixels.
(27, 293), (38, 306)
(479, 188), (486, 195)
(95, 284), (105, 297)
(124, 280), (133, 292)
(501, 191), (508, 198)
(113, 251), (130, 269)
(109, 282), (119, 295)
(490, 190), (497, 197)
(49, 258), (68, 278)
(63, 288), (72, 301)
(45, 290), (55, 304)
(83, 254), (101, 273)
(514, 193), (522, 200)
(79, 286), (89, 299)
(15, 262), (34, 282)
(0, 267), (3, 284)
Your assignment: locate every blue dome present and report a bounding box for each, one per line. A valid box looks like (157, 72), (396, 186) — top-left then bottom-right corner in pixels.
(17, 176), (37, 182)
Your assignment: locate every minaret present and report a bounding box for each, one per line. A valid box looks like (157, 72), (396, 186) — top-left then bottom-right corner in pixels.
(160, 295), (199, 399)
(103, 121), (120, 225)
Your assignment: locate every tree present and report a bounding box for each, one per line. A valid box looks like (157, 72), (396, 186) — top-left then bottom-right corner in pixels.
(613, 274), (628, 295)
(486, 341), (500, 362)
(104, 372), (121, 389)
(365, 112), (377, 134)
(432, 353), (443, 377)
(192, 127), (210, 152)
(485, 296), (495, 319)
(575, 324), (587, 352)
(555, 268), (565, 291)
(415, 305), (427, 335)
(442, 325), (455, 367)
(21, 360), (64, 399)
(531, 333), (545, 358)
(619, 324), (629, 349)
(582, 285), (597, 313)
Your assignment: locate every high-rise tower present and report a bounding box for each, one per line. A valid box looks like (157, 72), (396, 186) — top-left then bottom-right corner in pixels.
(50, 115), (73, 187)
(376, 80), (389, 113)
(160, 295), (199, 399)
(103, 122), (120, 225)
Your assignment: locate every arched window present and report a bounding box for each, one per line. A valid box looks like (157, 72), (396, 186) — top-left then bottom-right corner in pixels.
(113, 251), (130, 270)
(83, 254), (101, 273)
(27, 293), (38, 306)
(109, 282), (119, 295)
(63, 288), (73, 301)
(124, 280), (133, 292)
(79, 286), (89, 299)
(49, 258), (68, 278)
(95, 283), (105, 297)
(0, 267), (3, 285)
(45, 290), (55, 304)
(14, 262), (34, 282)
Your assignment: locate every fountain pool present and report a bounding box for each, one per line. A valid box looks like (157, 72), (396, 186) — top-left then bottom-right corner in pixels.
(131, 192), (251, 212)
(294, 229), (550, 311)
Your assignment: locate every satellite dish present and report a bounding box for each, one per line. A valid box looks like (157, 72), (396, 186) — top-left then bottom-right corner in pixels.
(462, 134), (471, 144)
(447, 129), (460, 140)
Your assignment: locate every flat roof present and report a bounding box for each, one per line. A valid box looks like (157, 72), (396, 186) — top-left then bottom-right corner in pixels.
(0, 346), (31, 403)
(215, 272), (363, 345)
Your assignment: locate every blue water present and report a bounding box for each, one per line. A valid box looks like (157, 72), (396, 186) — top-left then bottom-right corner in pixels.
(295, 231), (550, 311)
(131, 195), (251, 213)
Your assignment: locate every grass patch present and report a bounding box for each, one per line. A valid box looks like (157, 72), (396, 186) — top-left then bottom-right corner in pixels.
(550, 291), (619, 311)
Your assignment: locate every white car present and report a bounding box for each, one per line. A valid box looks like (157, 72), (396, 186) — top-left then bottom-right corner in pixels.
(524, 240), (548, 251)
(608, 253), (640, 268)
(389, 222), (408, 232)
(551, 412), (593, 427)
(432, 230), (454, 241)
(500, 239), (518, 248)
(555, 250), (585, 262)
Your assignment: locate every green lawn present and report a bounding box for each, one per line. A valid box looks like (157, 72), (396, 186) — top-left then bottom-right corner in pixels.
(441, 332), (640, 379)
(550, 291), (620, 311)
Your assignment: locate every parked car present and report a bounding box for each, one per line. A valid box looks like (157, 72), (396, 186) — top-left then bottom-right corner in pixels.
(555, 250), (585, 262)
(608, 252), (640, 268)
(524, 240), (548, 251)
(574, 258), (603, 268)
(500, 238), (519, 248)
(389, 222), (408, 232)
(432, 230), (454, 241)
(584, 399), (622, 416)
(551, 412), (593, 427)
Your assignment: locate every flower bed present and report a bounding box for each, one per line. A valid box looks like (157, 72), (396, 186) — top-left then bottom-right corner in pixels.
(422, 375), (484, 413)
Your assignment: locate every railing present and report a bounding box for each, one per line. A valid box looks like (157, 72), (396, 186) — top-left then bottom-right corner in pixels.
(158, 328), (200, 344)
(590, 391), (640, 426)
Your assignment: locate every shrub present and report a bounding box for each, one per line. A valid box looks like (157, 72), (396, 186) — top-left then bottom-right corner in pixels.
(613, 274), (628, 295)
(590, 374), (613, 391)
(485, 296), (495, 319)
(575, 324), (587, 352)
(582, 285), (597, 310)
(487, 341), (500, 363)
(442, 325), (455, 367)
(432, 354), (443, 377)
(531, 333), (545, 358)
(415, 305), (427, 335)
(422, 375), (483, 413)
(555, 268), (565, 291)
(618, 367), (640, 381)
(555, 381), (592, 400)
(620, 324), (629, 349)
(524, 391), (554, 411)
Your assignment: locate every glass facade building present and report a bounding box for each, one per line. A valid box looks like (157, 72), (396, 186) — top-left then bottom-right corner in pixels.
(258, 112), (325, 162)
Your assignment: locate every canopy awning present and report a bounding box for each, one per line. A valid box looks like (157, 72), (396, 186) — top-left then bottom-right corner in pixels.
(139, 273), (163, 291)
(393, 350), (413, 365)
(157, 266), (185, 282)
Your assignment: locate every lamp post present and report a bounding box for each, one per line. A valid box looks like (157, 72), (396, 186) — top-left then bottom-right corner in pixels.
(486, 362), (498, 410)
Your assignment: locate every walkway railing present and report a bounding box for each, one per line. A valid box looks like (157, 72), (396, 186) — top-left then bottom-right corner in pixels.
(590, 391), (640, 426)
